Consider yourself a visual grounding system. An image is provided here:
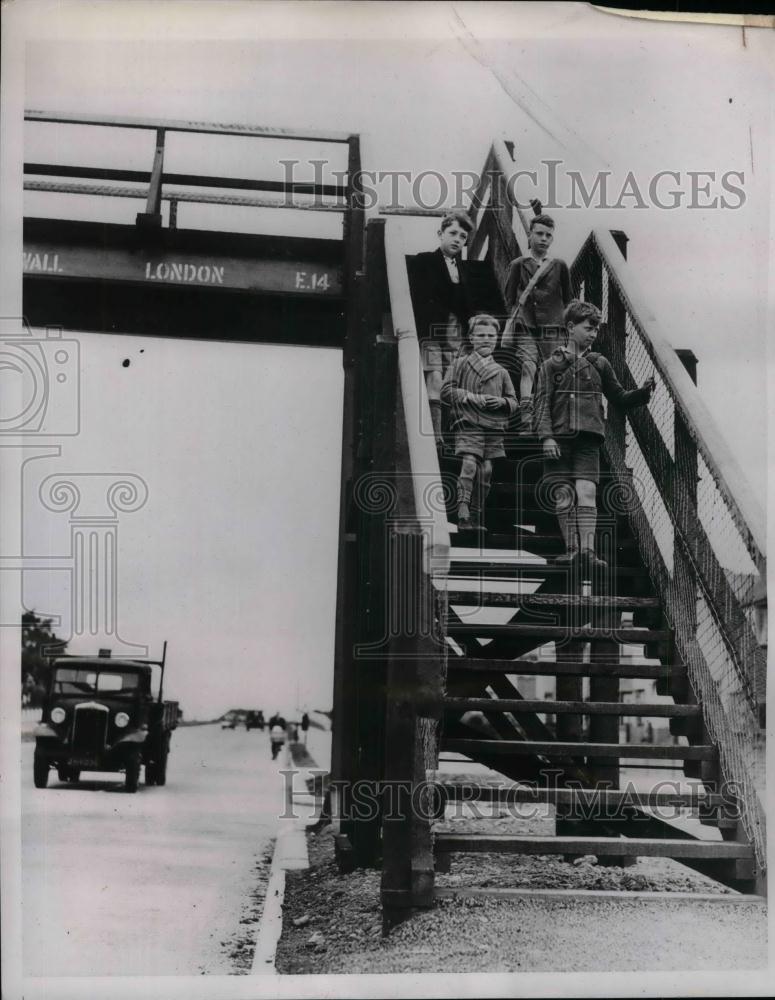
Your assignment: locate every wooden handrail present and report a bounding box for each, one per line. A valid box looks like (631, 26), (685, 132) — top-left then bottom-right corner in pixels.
(25, 180), (347, 212)
(25, 109), (352, 143)
(383, 220), (451, 578)
(590, 227), (765, 567)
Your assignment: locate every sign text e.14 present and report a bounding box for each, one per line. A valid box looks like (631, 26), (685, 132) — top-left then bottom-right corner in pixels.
(295, 271), (331, 291)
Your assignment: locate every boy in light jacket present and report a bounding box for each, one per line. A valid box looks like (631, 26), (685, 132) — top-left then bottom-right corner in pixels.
(442, 314), (518, 531)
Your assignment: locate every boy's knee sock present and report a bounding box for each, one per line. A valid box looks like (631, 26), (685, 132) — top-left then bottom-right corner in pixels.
(428, 399), (443, 443)
(457, 460), (479, 509)
(556, 506), (579, 553)
(471, 462), (493, 513)
(576, 505), (597, 552)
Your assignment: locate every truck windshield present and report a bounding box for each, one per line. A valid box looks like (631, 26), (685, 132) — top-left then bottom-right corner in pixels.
(53, 668), (142, 695)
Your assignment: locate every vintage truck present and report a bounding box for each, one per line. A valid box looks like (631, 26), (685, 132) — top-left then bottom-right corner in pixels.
(33, 644), (178, 792)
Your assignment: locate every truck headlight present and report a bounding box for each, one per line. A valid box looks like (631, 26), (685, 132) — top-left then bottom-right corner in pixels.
(115, 712), (130, 729)
(50, 707), (66, 724)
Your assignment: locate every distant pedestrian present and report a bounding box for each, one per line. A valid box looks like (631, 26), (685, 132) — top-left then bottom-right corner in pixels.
(301, 711), (310, 745)
(270, 723), (286, 760)
(22, 672), (35, 707)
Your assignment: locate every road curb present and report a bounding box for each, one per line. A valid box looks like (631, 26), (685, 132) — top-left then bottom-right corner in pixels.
(250, 743), (319, 975)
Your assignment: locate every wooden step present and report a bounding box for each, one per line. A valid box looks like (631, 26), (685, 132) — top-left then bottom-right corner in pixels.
(441, 455), (543, 475)
(435, 834), (752, 860)
(433, 782), (715, 809)
(452, 532), (637, 552)
(484, 512), (629, 537)
(444, 698), (700, 718)
(446, 658), (682, 679)
(485, 505), (559, 519)
(487, 481), (542, 495)
(446, 624), (670, 643)
(441, 739), (715, 760)
(445, 592), (660, 610)
(448, 560), (649, 580)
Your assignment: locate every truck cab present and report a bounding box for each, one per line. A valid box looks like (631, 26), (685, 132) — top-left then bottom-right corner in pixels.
(245, 710), (265, 731)
(34, 653), (177, 792)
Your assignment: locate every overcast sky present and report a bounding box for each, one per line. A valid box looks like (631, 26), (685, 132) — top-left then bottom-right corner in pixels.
(4, 2), (771, 719)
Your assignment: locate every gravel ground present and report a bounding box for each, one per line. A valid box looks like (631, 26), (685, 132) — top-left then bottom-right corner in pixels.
(434, 805), (735, 894)
(275, 824), (767, 975)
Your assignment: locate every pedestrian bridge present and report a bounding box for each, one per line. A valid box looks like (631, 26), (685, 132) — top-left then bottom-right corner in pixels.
(22, 114), (767, 925)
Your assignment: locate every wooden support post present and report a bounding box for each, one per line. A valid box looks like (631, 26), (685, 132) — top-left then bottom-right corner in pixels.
(135, 128), (165, 230)
(553, 624), (585, 840)
(349, 339), (397, 867)
(330, 139), (367, 870)
(588, 633), (620, 793)
(381, 530), (440, 929)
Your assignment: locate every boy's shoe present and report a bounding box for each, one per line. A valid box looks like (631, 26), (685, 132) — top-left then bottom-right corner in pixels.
(553, 547), (579, 564)
(457, 502), (474, 531)
(581, 549), (608, 570)
(470, 510), (487, 533)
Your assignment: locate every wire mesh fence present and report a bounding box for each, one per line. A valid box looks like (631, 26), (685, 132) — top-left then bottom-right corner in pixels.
(572, 231), (766, 869)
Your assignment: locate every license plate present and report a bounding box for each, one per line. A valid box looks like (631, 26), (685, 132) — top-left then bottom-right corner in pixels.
(70, 757), (98, 769)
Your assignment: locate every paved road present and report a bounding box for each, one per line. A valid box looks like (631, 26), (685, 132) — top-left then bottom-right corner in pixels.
(21, 722), (296, 976)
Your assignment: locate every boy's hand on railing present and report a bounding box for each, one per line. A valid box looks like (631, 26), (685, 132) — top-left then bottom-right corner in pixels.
(642, 375), (656, 396)
(529, 198), (543, 216)
(543, 437), (561, 459)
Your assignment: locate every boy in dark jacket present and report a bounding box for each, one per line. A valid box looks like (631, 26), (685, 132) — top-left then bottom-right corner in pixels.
(410, 210), (475, 449)
(533, 300), (655, 566)
(502, 213), (573, 433)
(442, 314), (518, 531)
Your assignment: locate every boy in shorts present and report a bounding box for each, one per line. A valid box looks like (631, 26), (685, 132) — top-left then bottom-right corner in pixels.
(442, 314), (517, 531)
(533, 300), (655, 566)
(502, 213), (573, 433)
(410, 210), (475, 449)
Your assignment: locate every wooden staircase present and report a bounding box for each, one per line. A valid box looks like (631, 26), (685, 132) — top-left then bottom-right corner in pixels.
(371, 162), (766, 926)
(432, 439), (759, 894)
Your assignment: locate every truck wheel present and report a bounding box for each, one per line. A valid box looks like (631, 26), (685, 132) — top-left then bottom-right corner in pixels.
(155, 744), (169, 787)
(125, 754), (141, 793)
(33, 750), (49, 789)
